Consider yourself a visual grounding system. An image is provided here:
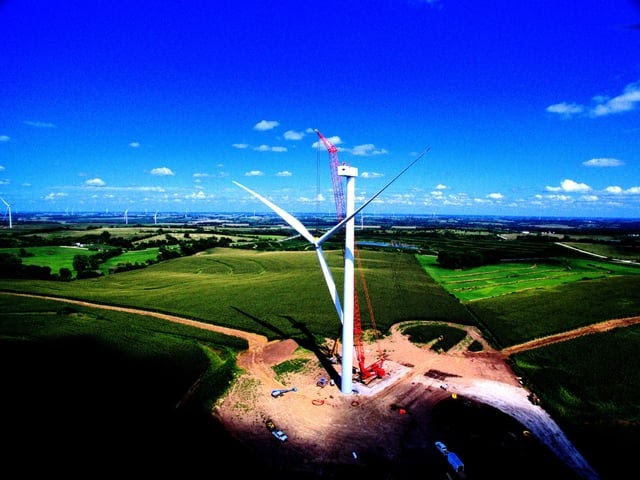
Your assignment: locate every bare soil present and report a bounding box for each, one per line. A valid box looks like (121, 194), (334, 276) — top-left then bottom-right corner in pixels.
(212, 318), (637, 479)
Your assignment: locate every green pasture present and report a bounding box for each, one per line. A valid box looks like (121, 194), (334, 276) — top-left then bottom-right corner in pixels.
(1, 246), (161, 277)
(561, 241), (640, 261)
(417, 254), (640, 302)
(98, 247), (161, 273)
(1, 246), (95, 274)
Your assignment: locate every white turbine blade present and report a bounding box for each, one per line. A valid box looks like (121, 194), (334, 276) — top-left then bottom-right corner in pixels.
(317, 147), (430, 245)
(0, 197), (8, 208)
(315, 246), (344, 324)
(233, 181), (317, 245)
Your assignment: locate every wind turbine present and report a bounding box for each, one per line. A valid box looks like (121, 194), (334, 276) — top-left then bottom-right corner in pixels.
(234, 148), (427, 395)
(1, 197), (12, 229)
(124, 209), (129, 225)
(154, 210), (158, 225)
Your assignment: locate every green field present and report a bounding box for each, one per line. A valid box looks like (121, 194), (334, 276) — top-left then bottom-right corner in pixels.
(0, 246), (96, 274)
(418, 254), (640, 302)
(0, 245), (161, 277)
(0, 248), (475, 340)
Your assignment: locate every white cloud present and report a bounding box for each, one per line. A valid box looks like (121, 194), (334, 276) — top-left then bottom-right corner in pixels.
(276, 171), (292, 177)
(547, 179), (591, 193)
(546, 194), (573, 202)
(591, 81), (640, 117)
(23, 120), (56, 128)
(487, 192), (503, 199)
(85, 178), (106, 187)
(547, 81), (640, 119)
(129, 141), (140, 148)
(561, 179), (591, 192)
(626, 186), (640, 194)
(245, 170), (264, 176)
(435, 184), (448, 190)
(189, 191), (206, 200)
(284, 130), (304, 140)
(232, 143), (249, 149)
(546, 102), (584, 116)
(361, 171), (384, 178)
(44, 192), (68, 200)
(253, 145), (287, 152)
(254, 120), (279, 131)
(581, 195), (598, 202)
(193, 173), (209, 178)
(151, 167), (175, 176)
(0, 165), (4, 171)
(0, 135), (9, 142)
(605, 186), (623, 194)
(583, 157), (624, 167)
(350, 144), (388, 156)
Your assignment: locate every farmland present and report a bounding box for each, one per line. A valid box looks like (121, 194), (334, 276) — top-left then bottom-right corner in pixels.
(1, 214), (639, 479)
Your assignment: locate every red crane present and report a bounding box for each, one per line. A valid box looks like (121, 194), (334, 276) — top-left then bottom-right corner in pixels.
(315, 129), (385, 383)
(314, 129), (346, 221)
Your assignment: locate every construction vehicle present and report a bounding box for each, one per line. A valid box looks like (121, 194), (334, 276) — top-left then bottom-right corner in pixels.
(316, 129), (386, 384)
(271, 386), (297, 398)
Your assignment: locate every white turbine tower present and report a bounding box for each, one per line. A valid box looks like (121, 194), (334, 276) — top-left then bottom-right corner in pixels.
(234, 149), (427, 395)
(124, 209), (129, 225)
(154, 210), (158, 225)
(1, 197), (12, 229)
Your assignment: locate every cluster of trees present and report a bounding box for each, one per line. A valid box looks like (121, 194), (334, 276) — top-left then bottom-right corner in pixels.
(0, 253), (59, 280)
(436, 249), (503, 269)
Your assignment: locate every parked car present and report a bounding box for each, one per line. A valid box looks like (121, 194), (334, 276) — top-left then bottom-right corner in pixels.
(271, 429), (288, 442)
(265, 419), (288, 442)
(435, 441), (448, 456)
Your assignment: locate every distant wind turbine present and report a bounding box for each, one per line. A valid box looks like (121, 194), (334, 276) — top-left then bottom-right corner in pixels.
(154, 210), (158, 225)
(124, 209), (129, 225)
(1, 197), (12, 229)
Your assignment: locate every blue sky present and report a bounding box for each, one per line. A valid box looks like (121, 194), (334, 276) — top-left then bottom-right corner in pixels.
(1, 1), (640, 218)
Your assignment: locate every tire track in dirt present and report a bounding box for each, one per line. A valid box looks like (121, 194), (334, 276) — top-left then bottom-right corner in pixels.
(501, 316), (640, 355)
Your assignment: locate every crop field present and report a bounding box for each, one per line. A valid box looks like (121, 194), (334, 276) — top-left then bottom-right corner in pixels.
(0, 292), (248, 471)
(417, 254), (640, 302)
(0, 248), (475, 341)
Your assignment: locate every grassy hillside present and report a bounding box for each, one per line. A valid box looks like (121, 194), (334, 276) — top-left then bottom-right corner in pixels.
(0, 293), (252, 474)
(0, 248), (475, 342)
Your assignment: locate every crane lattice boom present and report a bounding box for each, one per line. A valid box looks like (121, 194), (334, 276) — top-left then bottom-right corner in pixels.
(315, 129), (346, 221)
(315, 129), (385, 383)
